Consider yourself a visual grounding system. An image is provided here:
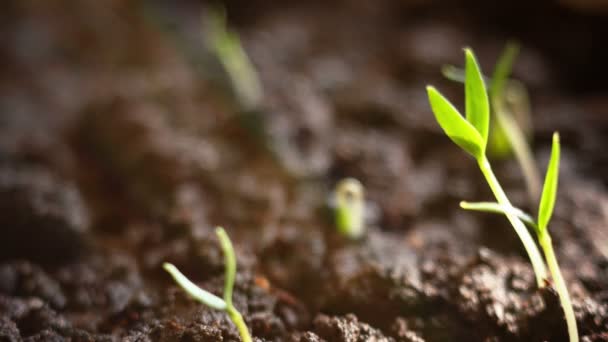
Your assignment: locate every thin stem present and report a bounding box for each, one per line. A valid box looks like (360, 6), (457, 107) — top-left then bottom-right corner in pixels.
(227, 306), (253, 342)
(216, 227), (236, 307)
(493, 101), (541, 204)
(539, 233), (579, 342)
(477, 156), (548, 286)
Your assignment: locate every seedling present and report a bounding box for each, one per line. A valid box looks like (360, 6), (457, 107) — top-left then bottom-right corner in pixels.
(427, 48), (548, 286)
(461, 133), (578, 342)
(163, 227), (252, 342)
(427, 49), (577, 341)
(442, 42), (541, 204)
(206, 8), (263, 111)
(334, 178), (365, 239)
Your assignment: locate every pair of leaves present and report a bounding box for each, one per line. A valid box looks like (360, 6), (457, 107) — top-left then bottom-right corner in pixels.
(427, 49), (489, 159)
(461, 133), (561, 235)
(440, 43), (529, 160)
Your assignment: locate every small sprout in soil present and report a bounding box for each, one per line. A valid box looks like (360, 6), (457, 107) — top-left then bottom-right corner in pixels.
(426, 48), (549, 286)
(442, 42), (540, 204)
(163, 227), (252, 342)
(334, 178), (365, 239)
(460, 133), (578, 342)
(206, 8), (263, 111)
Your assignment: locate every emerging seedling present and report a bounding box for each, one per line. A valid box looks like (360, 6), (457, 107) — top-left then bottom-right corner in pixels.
(206, 8), (263, 111)
(427, 48), (548, 288)
(428, 49), (577, 341)
(163, 227), (252, 342)
(461, 133), (578, 342)
(443, 42), (540, 204)
(334, 178), (365, 239)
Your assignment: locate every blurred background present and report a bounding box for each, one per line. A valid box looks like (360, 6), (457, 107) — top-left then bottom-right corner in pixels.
(1, 0), (608, 340)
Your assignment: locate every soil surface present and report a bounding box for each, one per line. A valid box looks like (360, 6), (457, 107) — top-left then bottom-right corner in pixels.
(1, 1), (608, 341)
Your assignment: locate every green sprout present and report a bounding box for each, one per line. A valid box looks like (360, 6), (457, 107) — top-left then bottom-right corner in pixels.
(426, 48), (548, 285)
(461, 133), (578, 342)
(428, 50), (578, 341)
(442, 42), (541, 204)
(206, 8), (263, 111)
(334, 178), (365, 239)
(163, 227), (252, 342)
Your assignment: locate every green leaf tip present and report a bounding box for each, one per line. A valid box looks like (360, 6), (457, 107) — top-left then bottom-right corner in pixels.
(162, 262), (227, 310)
(464, 48), (490, 146)
(490, 41), (520, 102)
(426, 86), (484, 159)
(538, 132), (561, 232)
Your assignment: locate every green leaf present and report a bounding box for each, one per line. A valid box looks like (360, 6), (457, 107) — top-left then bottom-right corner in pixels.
(215, 227), (236, 308)
(460, 201), (538, 232)
(464, 48), (490, 146)
(163, 263), (227, 310)
(538, 132), (561, 232)
(427, 86), (484, 159)
(489, 42), (519, 102)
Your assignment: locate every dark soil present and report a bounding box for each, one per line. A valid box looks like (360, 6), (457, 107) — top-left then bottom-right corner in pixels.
(1, 0), (608, 341)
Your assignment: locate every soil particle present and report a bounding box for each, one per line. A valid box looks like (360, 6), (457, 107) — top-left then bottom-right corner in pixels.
(0, 165), (89, 263)
(319, 232), (422, 325)
(0, 316), (20, 341)
(310, 314), (392, 342)
(0, 262), (66, 310)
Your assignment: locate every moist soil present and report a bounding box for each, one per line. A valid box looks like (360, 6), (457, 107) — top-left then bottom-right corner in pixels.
(1, 1), (608, 341)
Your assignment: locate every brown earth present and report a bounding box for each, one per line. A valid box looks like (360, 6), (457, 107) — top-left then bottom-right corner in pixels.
(1, 1), (608, 341)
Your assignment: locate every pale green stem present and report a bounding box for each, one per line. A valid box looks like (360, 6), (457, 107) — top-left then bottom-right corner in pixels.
(539, 232), (579, 342)
(477, 156), (548, 286)
(216, 227), (236, 308)
(227, 306), (253, 342)
(493, 100), (541, 204)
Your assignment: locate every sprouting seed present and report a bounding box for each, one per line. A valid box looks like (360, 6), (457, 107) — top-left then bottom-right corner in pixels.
(334, 178), (365, 239)
(163, 227), (252, 342)
(426, 49), (577, 341)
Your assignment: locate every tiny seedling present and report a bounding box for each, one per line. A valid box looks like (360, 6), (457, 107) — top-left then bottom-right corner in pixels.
(427, 48), (548, 287)
(428, 49), (577, 341)
(461, 133), (578, 342)
(334, 178), (365, 239)
(443, 42), (541, 204)
(206, 8), (263, 111)
(163, 227), (252, 342)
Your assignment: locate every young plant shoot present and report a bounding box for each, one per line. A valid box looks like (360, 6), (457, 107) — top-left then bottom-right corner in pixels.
(426, 48), (548, 285)
(206, 8), (262, 111)
(461, 133), (578, 342)
(442, 42), (540, 204)
(163, 227), (252, 342)
(334, 178), (365, 239)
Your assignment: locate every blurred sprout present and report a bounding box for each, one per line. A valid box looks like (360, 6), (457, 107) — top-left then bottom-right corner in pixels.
(206, 8), (263, 110)
(334, 178), (365, 239)
(163, 227), (252, 342)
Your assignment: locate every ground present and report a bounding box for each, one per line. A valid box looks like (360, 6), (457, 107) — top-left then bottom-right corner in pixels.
(1, 1), (608, 341)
